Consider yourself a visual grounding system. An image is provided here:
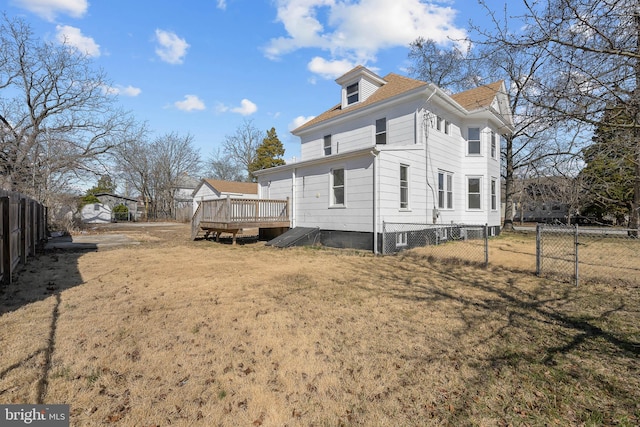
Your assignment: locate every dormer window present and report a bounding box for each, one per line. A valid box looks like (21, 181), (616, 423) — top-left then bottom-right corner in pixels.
(346, 83), (359, 105)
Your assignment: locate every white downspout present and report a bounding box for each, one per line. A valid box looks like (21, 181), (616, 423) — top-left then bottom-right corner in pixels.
(371, 149), (380, 254)
(291, 167), (296, 228)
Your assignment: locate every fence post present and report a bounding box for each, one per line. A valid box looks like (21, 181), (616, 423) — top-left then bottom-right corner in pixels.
(2, 196), (11, 285)
(484, 223), (489, 267)
(536, 224), (542, 276)
(20, 198), (27, 265)
(574, 224), (579, 287)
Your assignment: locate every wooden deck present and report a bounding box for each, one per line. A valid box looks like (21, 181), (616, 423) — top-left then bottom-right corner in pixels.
(191, 197), (290, 243)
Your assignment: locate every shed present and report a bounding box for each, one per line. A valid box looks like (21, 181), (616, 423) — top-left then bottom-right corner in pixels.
(192, 179), (258, 214)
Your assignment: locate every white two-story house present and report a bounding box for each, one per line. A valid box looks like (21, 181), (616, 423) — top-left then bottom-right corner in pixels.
(254, 66), (513, 252)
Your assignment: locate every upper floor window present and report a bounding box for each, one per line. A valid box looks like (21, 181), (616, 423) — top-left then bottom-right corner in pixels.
(400, 164), (409, 209)
(491, 131), (497, 158)
(468, 127), (481, 155)
(375, 118), (387, 145)
(324, 135), (331, 156)
(331, 168), (345, 206)
(346, 83), (359, 105)
(444, 120), (450, 135)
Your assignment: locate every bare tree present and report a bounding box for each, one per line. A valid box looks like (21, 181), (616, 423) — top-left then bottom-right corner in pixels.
(482, 0), (640, 231)
(205, 148), (244, 181)
(221, 119), (264, 181)
(115, 131), (200, 219)
(407, 37), (479, 93)
(0, 14), (136, 201)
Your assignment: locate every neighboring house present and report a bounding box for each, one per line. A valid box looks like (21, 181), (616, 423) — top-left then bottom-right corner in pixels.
(254, 65), (514, 252)
(192, 179), (259, 214)
(512, 177), (574, 223)
(81, 193), (139, 223)
(173, 174), (201, 221)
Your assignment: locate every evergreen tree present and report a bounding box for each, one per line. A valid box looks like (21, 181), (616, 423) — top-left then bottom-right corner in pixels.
(79, 175), (116, 207)
(248, 127), (285, 181)
(579, 105), (635, 225)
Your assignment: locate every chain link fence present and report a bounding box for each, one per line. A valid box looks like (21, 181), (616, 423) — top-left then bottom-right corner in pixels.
(536, 224), (640, 286)
(382, 222), (489, 265)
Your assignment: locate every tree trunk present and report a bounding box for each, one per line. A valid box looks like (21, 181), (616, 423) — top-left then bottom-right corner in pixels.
(502, 135), (515, 231)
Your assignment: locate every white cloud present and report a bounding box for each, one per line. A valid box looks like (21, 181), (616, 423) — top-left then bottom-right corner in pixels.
(154, 29), (190, 64)
(217, 0), (227, 10)
(307, 57), (356, 79)
(266, 0), (468, 72)
(56, 25), (100, 57)
(231, 99), (258, 115)
(102, 84), (142, 97)
(289, 115), (315, 131)
(175, 95), (206, 111)
(13, 0), (88, 21)
(216, 99), (258, 116)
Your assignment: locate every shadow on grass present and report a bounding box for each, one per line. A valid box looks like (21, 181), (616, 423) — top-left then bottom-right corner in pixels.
(346, 252), (640, 424)
(0, 244), (94, 403)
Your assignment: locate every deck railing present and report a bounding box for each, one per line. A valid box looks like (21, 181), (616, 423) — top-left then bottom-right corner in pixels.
(199, 197), (289, 224)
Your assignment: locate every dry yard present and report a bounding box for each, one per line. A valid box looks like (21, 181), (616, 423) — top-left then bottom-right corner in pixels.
(0, 223), (638, 426)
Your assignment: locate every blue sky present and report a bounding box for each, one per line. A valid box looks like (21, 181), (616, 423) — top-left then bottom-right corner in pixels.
(3, 0), (513, 165)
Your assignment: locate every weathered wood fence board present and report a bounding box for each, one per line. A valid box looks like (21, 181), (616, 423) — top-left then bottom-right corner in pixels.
(0, 190), (47, 285)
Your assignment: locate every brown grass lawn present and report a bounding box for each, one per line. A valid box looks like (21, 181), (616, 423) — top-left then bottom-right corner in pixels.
(0, 224), (638, 426)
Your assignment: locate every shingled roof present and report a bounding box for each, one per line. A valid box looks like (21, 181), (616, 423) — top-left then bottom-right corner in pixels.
(450, 81), (504, 111)
(294, 72), (505, 134)
(293, 73), (428, 133)
(203, 179), (257, 195)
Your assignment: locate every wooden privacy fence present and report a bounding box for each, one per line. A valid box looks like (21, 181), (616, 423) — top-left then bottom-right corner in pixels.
(0, 190), (48, 285)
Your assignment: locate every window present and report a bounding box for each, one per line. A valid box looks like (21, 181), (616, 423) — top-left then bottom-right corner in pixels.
(444, 120), (450, 135)
(400, 165), (409, 209)
(346, 83), (359, 105)
(468, 177), (481, 209)
(491, 178), (497, 210)
(324, 135), (331, 156)
(438, 171), (454, 209)
(436, 116), (443, 132)
(331, 168), (345, 206)
(375, 118), (387, 144)
(94, 204), (100, 211)
(468, 127), (481, 155)
(396, 232), (407, 247)
(491, 131), (497, 158)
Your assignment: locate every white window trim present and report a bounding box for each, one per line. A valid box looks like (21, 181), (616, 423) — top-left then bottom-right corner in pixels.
(396, 232), (407, 247)
(438, 170), (454, 210)
(491, 131), (497, 159)
(467, 176), (482, 210)
(346, 82), (359, 105)
(400, 164), (410, 211)
(329, 167), (346, 208)
(467, 127), (482, 156)
(324, 135), (331, 156)
(375, 118), (387, 145)
(491, 177), (498, 211)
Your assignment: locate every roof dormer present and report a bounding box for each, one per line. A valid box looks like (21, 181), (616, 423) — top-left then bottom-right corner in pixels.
(336, 66), (387, 109)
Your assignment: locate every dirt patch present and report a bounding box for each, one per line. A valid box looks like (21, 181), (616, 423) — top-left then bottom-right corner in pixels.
(0, 224), (638, 426)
